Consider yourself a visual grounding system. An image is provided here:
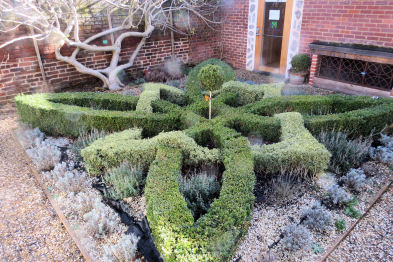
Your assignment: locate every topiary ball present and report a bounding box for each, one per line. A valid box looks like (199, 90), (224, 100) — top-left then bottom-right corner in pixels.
(198, 64), (225, 92)
(291, 54), (311, 73)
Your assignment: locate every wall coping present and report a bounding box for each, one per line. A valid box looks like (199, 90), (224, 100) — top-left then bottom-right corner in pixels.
(309, 43), (393, 62)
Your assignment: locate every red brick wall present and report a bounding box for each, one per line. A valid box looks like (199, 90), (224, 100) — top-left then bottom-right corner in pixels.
(0, 30), (218, 105)
(300, 0), (393, 54)
(221, 0), (249, 69)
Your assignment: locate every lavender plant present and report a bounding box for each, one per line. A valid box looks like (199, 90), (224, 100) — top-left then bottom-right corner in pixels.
(281, 224), (312, 252)
(104, 233), (140, 262)
(301, 202), (333, 232)
(72, 129), (106, 160)
(178, 172), (220, 218)
(317, 131), (371, 175)
(327, 184), (351, 206)
(369, 134), (393, 165)
(103, 161), (145, 200)
(83, 199), (121, 238)
(26, 140), (61, 171)
(341, 168), (367, 192)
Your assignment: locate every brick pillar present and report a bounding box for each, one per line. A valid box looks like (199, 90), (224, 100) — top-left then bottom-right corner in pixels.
(309, 54), (320, 87)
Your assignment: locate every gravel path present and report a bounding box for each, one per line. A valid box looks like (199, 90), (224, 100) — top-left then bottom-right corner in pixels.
(0, 116), (83, 261)
(327, 183), (393, 262)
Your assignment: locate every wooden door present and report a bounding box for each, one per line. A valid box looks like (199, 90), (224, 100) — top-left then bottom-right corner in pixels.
(254, 0), (293, 74)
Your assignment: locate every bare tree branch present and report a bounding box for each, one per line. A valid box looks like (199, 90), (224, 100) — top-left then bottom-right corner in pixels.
(0, 0), (222, 90)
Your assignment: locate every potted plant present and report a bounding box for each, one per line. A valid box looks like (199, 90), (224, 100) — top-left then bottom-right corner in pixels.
(289, 54), (311, 85)
(198, 64), (224, 120)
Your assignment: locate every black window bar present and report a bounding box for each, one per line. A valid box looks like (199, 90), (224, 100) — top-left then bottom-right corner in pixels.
(318, 55), (393, 91)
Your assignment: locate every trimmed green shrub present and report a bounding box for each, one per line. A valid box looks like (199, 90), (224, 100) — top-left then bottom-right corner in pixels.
(290, 54), (311, 73)
(198, 64), (225, 92)
(145, 124), (255, 261)
(243, 95), (393, 137)
(253, 112), (331, 176)
(81, 128), (220, 176)
(219, 80), (283, 106)
(178, 173), (221, 219)
(223, 112), (281, 142)
(15, 92), (181, 137)
(136, 83), (186, 113)
(317, 131), (371, 175)
(198, 64), (225, 120)
(304, 100), (393, 137)
(185, 59), (235, 103)
(103, 161), (145, 199)
(16, 58), (393, 261)
(48, 92), (139, 111)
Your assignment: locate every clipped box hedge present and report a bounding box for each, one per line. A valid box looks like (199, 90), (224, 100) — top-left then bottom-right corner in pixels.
(219, 80), (284, 106)
(14, 92), (181, 137)
(81, 128), (220, 175)
(14, 58), (393, 261)
(81, 123), (255, 261)
(243, 95), (393, 137)
(136, 83), (186, 113)
(144, 124), (255, 261)
(253, 112), (331, 175)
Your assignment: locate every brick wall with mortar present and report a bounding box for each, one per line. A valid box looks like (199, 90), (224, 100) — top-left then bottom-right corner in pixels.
(300, 0), (393, 53)
(0, 20), (220, 106)
(299, 0), (393, 86)
(220, 0), (249, 69)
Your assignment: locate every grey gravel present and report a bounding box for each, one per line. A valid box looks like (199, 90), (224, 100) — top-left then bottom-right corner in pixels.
(327, 184), (393, 262)
(0, 115), (83, 261)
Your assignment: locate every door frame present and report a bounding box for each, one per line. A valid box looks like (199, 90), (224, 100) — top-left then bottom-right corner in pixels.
(254, 0), (293, 75)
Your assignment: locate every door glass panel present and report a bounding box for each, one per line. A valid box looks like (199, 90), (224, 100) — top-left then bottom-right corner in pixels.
(260, 0), (286, 68)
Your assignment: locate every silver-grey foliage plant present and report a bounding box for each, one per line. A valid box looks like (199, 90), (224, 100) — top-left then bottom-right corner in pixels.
(83, 199), (121, 239)
(317, 131), (371, 175)
(178, 172), (220, 218)
(26, 140), (61, 171)
(341, 168), (367, 192)
(301, 202), (332, 232)
(281, 224), (312, 252)
(369, 134), (393, 165)
(16, 125), (44, 149)
(104, 233), (140, 262)
(104, 161), (145, 199)
(327, 184), (351, 206)
(72, 129), (106, 160)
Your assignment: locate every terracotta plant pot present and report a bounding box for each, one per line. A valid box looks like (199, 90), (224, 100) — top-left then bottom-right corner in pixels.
(289, 71), (307, 85)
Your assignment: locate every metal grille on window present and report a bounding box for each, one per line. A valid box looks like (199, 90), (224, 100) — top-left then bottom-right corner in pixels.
(318, 55), (393, 90)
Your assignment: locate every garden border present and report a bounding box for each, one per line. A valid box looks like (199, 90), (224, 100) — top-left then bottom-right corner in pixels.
(11, 130), (94, 262)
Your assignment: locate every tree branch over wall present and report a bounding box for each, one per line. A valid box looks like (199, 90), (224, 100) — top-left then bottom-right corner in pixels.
(0, 0), (221, 90)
